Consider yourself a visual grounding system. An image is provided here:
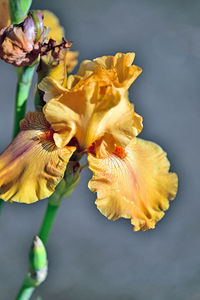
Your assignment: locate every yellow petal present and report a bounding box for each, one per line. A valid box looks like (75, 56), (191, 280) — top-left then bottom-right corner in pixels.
(42, 10), (64, 43)
(38, 76), (67, 102)
(88, 138), (178, 231)
(72, 52), (142, 90)
(0, 0), (10, 29)
(40, 52), (143, 149)
(42, 79), (142, 149)
(38, 49), (79, 90)
(0, 112), (76, 203)
(65, 50), (79, 73)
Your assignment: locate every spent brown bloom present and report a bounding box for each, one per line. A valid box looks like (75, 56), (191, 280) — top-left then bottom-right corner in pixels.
(0, 11), (46, 67)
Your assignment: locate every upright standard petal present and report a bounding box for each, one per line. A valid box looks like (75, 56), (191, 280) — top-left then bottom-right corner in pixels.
(0, 112), (76, 203)
(42, 79), (143, 149)
(73, 52), (142, 90)
(47, 52), (141, 93)
(40, 52), (143, 150)
(88, 138), (178, 231)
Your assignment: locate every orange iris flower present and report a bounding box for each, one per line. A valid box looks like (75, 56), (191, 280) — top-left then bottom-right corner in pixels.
(0, 52), (178, 231)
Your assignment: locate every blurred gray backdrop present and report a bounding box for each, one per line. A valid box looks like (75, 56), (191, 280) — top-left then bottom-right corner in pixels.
(0, 0), (199, 299)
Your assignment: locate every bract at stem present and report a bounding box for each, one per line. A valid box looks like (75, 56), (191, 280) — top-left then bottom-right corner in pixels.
(9, 0), (32, 24)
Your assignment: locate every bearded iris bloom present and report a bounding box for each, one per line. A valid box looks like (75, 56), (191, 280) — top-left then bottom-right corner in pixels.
(0, 51), (178, 231)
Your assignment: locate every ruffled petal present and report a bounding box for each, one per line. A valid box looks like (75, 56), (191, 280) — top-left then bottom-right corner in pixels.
(42, 79), (142, 149)
(0, 112), (76, 203)
(72, 52), (142, 90)
(40, 52), (143, 150)
(38, 49), (78, 97)
(38, 76), (67, 102)
(88, 138), (178, 231)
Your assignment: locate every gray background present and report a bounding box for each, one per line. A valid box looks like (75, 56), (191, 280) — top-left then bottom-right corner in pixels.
(0, 0), (199, 299)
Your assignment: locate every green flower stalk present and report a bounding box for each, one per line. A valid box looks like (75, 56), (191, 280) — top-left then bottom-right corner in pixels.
(39, 161), (81, 245)
(0, 5), (45, 206)
(13, 65), (36, 138)
(0, 1), (35, 207)
(15, 161), (81, 300)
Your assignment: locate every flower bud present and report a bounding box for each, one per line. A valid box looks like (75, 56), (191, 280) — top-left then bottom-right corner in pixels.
(29, 235), (47, 271)
(0, 10), (47, 66)
(28, 235), (48, 286)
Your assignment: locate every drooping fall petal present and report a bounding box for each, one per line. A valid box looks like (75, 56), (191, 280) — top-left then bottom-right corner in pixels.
(0, 112), (76, 203)
(88, 138), (178, 231)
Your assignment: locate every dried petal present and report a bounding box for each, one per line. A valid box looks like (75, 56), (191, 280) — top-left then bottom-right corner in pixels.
(0, 11), (45, 66)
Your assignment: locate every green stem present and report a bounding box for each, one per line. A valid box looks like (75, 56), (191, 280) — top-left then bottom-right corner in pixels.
(0, 66), (36, 210)
(39, 200), (59, 246)
(15, 198), (60, 300)
(13, 65), (36, 138)
(15, 162), (81, 300)
(15, 198), (64, 300)
(39, 161), (81, 245)
(0, 199), (4, 215)
(16, 284), (34, 300)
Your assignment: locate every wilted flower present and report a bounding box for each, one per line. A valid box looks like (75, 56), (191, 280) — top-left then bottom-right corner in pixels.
(40, 10), (78, 74)
(0, 4), (78, 71)
(35, 11), (78, 109)
(0, 11), (47, 66)
(0, 51), (178, 231)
